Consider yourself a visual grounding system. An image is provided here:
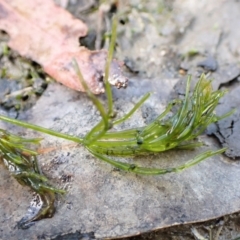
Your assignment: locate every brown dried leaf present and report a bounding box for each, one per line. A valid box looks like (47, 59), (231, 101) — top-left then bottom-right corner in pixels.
(0, 0), (127, 94)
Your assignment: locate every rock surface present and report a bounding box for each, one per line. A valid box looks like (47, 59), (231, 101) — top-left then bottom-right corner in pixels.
(0, 78), (240, 239)
(1, 0), (240, 239)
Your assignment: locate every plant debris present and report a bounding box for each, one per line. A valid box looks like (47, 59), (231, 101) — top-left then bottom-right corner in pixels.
(0, 0), (128, 94)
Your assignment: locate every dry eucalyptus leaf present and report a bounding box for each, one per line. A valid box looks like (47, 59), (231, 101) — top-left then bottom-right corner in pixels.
(0, 0), (127, 94)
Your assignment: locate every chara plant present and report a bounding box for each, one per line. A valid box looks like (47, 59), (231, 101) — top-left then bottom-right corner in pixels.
(0, 18), (233, 227)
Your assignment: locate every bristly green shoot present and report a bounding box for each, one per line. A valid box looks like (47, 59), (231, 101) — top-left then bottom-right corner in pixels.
(0, 15), (234, 175)
(0, 129), (65, 228)
(0, 75), (233, 174)
(82, 74), (233, 175)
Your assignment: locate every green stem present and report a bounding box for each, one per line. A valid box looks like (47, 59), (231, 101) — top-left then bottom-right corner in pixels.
(72, 59), (109, 129)
(89, 148), (226, 175)
(104, 16), (117, 116)
(0, 115), (83, 144)
(113, 93), (151, 125)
